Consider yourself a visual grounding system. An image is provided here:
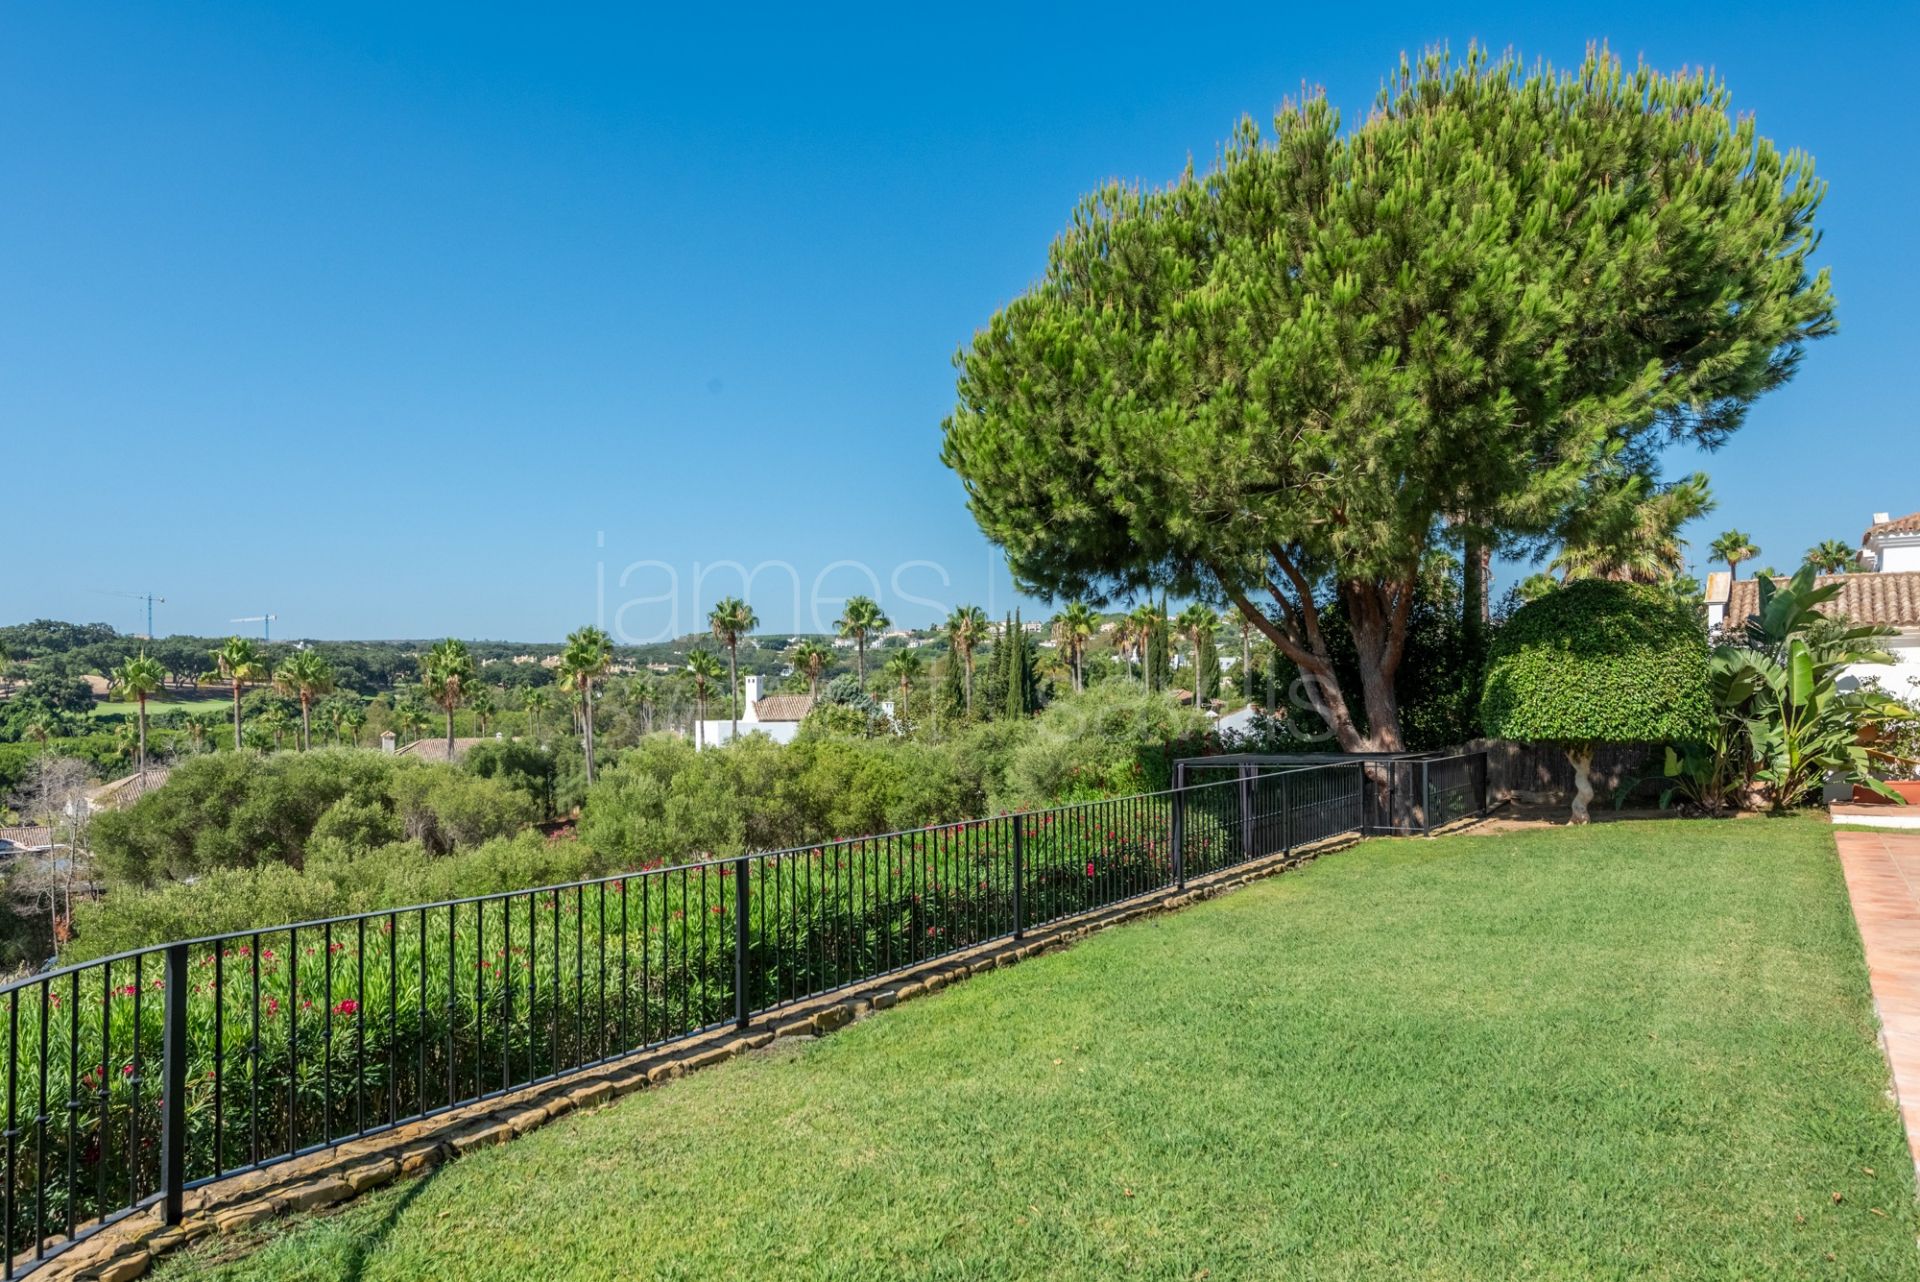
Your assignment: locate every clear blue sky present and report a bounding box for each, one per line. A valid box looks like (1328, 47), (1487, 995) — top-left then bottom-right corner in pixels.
(4, 2), (1914, 642)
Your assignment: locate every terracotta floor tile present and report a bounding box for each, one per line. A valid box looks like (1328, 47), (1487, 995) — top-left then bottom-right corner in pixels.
(1835, 830), (1920, 1178)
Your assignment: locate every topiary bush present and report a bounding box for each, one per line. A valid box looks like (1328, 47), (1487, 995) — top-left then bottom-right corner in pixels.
(1480, 579), (1711, 822)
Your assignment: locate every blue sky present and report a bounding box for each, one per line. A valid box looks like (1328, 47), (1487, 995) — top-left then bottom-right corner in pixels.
(3, 2), (1914, 641)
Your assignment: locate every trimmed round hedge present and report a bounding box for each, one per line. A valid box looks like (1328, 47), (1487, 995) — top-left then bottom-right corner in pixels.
(1480, 579), (1712, 747)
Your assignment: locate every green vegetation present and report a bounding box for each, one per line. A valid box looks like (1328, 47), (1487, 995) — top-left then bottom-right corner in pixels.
(1805, 539), (1860, 575)
(1710, 529), (1760, 580)
(943, 47), (1831, 751)
(1481, 580), (1711, 822)
(57, 682), (1207, 957)
(1677, 567), (1913, 813)
(155, 818), (1917, 1281)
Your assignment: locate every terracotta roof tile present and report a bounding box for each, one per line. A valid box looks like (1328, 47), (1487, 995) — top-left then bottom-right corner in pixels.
(86, 767), (171, 809)
(1866, 511), (1920, 540)
(1724, 571), (1920, 630)
(394, 737), (492, 762)
(752, 695), (815, 723)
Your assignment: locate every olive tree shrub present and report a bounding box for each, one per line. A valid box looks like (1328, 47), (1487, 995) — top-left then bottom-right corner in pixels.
(1480, 580), (1711, 822)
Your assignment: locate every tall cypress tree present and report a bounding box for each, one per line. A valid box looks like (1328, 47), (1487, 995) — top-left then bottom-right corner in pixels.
(1147, 600), (1172, 692)
(1195, 629), (1219, 705)
(1005, 610), (1034, 719)
(937, 651), (966, 726)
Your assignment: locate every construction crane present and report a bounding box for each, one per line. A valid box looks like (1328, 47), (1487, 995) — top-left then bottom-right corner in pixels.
(96, 590), (166, 638)
(230, 614), (279, 640)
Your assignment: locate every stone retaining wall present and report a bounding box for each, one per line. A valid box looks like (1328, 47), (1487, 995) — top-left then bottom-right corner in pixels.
(30, 834), (1356, 1281)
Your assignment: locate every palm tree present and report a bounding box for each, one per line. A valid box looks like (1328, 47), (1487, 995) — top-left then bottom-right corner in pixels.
(258, 704), (293, 750)
(884, 648), (921, 727)
(791, 640), (830, 698)
(184, 714), (212, 754)
(1552, 471), (1715, 584)
(1222, 610), (1254, 702)
(837, 596), (889, 684)
(421, 639), (477, 756)
(1708, 529), (1759, 580)
(469, 685), (496, 735)
(207, 637), (268, 750)
(1051, 602), (1098, 693)
(556, 626), (614, 782)
(1173, 604), (1215, 698)
(1109, 615), (1138, 684)
(945, 605), (989, 715)
(707, 596), (759, 743)
(110, 651), (169, 776)
(623, 674), (661, 736)
(1129, 603), (1167, 692)
(1803, 539), (1858, 575)
(395, 701), (431, 746)
(521, 688), (552, 741)
(340, 702), (367, 747)
(274, 650), (336, 751)
(686, 649), (724, 746)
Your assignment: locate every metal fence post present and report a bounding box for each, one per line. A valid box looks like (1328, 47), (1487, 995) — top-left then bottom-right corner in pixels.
(1421, 760), (1433, 837)
(1281, 770), (1292, 858)
(733, 855), (750, 1031)
(1011, 816), (1025, 941)
(1172, 766), (1188, 891)
(1239, 766), (1254, 861)
(160, 942), (189, 1226)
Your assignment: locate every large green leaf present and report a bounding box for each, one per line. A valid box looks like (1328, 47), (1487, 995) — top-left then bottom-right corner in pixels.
(1787, 639), (1815, 706)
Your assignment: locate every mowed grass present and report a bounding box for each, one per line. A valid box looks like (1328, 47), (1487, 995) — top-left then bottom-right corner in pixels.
(156, 817), (1920, 1281)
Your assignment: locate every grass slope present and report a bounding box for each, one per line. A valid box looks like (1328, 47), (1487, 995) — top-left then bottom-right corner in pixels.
(157, 817), (1920, 1280)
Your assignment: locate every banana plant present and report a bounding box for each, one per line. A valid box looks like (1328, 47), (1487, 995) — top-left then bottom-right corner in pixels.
(1711, 566), (1912, 811)
(1660, 650), (1761, 814)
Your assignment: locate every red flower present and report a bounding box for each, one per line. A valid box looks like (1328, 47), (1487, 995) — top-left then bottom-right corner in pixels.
(1085, 862), (1096, 878)
(334, 999), (359, 1016)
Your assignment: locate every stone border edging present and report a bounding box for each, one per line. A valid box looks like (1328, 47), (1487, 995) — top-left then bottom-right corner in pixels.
(34, 834), (1354, 1282)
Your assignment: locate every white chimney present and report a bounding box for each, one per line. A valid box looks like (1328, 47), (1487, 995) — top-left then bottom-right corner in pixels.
(1874, 512), (1891, 525)
(742, 674), (761, 722)
(379, 730), (397, 754)
(1703, 571), (1731, 632)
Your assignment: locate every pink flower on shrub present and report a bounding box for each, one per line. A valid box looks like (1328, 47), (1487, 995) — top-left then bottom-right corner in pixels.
(1085, 863), (1096, 878)
(334, 999), (359, 1016)
(266, 997), (280, 1016)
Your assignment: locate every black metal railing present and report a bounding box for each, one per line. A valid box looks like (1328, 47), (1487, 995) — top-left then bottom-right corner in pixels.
(1175, 748), (1489, 837)
(0, 763), (1367, 1277)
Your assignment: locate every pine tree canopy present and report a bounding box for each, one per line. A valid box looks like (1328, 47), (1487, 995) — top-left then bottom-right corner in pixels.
(942, 46), (1832, 750)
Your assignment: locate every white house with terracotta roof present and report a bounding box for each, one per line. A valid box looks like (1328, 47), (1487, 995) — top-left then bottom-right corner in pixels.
(1859, 511), (1920, 575)
(695, 674), (813, 749)
(1707, 509), (1920, 697)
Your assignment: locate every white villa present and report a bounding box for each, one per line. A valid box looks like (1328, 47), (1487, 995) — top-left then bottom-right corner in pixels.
(1706, 509), (1920, 697)
(695, 674), (813, 749)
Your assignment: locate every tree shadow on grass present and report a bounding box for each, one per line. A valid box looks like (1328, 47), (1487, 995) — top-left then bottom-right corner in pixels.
(335, 1169), (442, 1282)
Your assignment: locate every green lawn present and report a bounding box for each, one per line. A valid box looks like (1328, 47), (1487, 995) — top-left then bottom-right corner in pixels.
(155, 817), (1920, 1281)
(88, 697), (228, 719)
